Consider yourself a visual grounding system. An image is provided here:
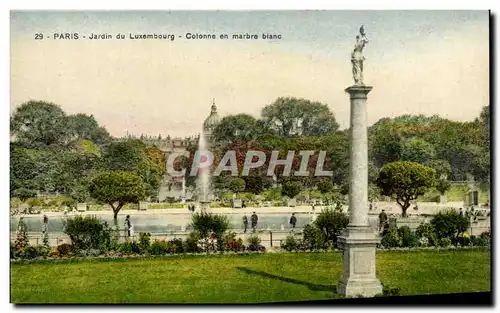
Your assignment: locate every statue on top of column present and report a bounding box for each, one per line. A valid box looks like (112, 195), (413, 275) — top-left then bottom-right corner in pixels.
(351, 25), (369, 86)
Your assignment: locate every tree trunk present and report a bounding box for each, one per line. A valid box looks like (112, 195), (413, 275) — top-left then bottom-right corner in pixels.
(401, 203), (411, 218)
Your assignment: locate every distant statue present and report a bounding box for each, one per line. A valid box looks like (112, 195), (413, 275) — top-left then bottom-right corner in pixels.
(351, 25), (369, 85)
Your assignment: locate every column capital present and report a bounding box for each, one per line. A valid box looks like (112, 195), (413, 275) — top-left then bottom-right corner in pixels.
(345, 85), (373, 99)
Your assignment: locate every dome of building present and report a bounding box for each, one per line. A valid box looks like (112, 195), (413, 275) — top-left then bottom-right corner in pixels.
(203, 100), (221, 133)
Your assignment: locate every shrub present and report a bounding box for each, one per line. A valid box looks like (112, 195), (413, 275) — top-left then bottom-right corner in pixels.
(20, 246), (39, 259)
(302, 224), (327, 251)
(184, 232), (201, 253)
(382, 285), (402, 297)
(381, 231), (401, 248)
(138, 232), (152, 253)
(397, 226), (419, 248)
(431, 210), (470, 244)
(471, 235), (490, 247)
(190, 212), (230, 251)
(247, 244), (266, 252)
(48, 247), (59, 258)
(149, 240), (168, 255)
(63, 215), (111, 252)
(57, 243), (72, 257)
(10, 243), (16, 259)
(438, 237), (452, 247)
(247, 234), (261, 246)
(416, 222), (438, 246)
(224, 232), (245, 252)
(168, 238), (184, 254)
(281, 235), (299, 252)
(117, 241), (141, 255)
(314, 208), (349, 248)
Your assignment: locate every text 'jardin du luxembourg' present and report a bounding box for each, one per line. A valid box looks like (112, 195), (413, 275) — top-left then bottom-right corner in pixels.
(34, 32), (283, 41)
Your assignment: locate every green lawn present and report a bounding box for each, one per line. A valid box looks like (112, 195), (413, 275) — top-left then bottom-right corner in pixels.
(11, 249), (490, 304)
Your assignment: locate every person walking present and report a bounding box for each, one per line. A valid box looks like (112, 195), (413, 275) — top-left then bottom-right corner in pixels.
(251, 212), (258, 232)
(242, 215), (249, 233)
(378, 209), (388, 233)
(124, 215), (131, 237)
(289, 213), (297, 230)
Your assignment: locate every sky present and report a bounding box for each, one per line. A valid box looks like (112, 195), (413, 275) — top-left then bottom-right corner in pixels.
(10, 10), (489, 138)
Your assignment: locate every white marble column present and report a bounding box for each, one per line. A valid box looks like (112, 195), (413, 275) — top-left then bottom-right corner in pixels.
(337, 85), (382, 297)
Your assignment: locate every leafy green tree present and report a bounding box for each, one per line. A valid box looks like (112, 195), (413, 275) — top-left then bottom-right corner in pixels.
(66, 113), (111, 145)
(228, 177), (246, 193)
(212, 114), (261, 145)
(12, 188), (37, 201)
(10, 100), (69, 147)
(88, 171), (148, 223)
(369, 122), (404, 167)
(435, 178), (451, 196)
(243, 176), (267, 194)
(281, 181), (302, 199)
(424, 159), (452, 179)
(376, 161), (436, 217)
(401, 138), (435, 164)
(261, 97), (339, 137)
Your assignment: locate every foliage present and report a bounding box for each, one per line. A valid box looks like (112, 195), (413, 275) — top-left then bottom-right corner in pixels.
(261, 97), (339, 137)
(470, 235), (490, 247)
(313, 208), (349, 248)
(281, 235), (299, 252)
(401, 138), (435, 164)
(62, 215), (111, 252)
(184, 232), (202, 253)
(117, 241), (141, 255)
(14, 218), (29, 253)
(20, 246), (40, 259)
(435, 179), (452, 195)
(397, 226), (419, 248)
(149, 240), (168, 255)
(281, 181), (302, 199)
(302, 224), (326, 250)
(381, 285), (402, 297)
(57, 243), (72, 257)
(438, 237), (452, 248)
(259, 188), (282, 201)
(10, 100), (69, 147)
(227, 177), (246, 193)
(316, 179), (334, 194)
(431, 210), (470, 244)
(377, 161), (436, 217)
(415, 223), (438, 246)
(369, 122), (404, 168)
(381, 230), (401, 248)
(138, 232), (152, 253)
(223, 232), (246, 252)
(190, 213), (230, 250)
(168, 238), (185, 254)
(12, 188), (37, 201)
(247, 235), (262, 246)
(66, 113), (111, 145)
(88, 171), (148, 220)
(212, 114), (262, 144)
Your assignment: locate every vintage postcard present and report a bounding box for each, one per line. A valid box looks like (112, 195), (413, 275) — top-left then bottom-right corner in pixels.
(9, 10), (491, 304)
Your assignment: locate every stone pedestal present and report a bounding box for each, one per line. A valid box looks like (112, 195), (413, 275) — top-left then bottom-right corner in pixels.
(337, 227), (381, 297)
(337, 85), (382, 297)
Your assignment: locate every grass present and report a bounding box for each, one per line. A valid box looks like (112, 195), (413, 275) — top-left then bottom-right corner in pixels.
(10, 249), (490, 304)
(418, 184), (490, 203)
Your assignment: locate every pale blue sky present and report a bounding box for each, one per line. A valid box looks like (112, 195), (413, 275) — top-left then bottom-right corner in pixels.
(10, 11), (489, 137)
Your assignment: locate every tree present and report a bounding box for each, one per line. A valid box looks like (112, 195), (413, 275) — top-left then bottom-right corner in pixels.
(261, 97), (339, 137)
(425, 159), (452, 179)
(66, 113), (111, 145)
(281, 181), (302, 199)
(401, 138), (435, 164)
(243, 176), (267, 194)
(212, 114), (261, 145)
(10, 100), (69, 147)
(227, 177), (246, 193)
(317, 179), (334, 194)
(435, 179), (451, 196)
(88, 171), (148, 223)
(101, 140), (164, 198)
(369, 122), (404, 167)
(376, 161), (436, 217)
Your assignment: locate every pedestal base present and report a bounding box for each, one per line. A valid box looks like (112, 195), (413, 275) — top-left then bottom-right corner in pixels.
(337, 226), (382, 297)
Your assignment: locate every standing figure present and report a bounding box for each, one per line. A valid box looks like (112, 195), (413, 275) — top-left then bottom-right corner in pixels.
(242, 215), (249, 233)
(351, 25), (369, 85)
(289, 213), (297, 230)
(378, 209), (388, 233)
(311, 202), (316, 214)
(124, 215), (131, 237)
(251, 212), (258, 232)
